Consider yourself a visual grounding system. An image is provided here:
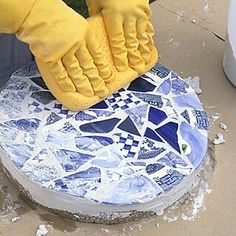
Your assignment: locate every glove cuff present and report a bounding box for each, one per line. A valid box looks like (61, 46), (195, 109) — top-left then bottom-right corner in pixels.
(0, 0), (36, 33)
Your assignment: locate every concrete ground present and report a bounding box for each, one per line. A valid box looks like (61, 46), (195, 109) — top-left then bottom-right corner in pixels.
(0, 0), (235, 235)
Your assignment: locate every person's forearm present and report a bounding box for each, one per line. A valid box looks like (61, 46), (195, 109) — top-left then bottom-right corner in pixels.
(0, 0), (36, 33)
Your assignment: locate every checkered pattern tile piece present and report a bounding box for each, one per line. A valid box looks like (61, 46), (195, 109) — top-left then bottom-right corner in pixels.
(113, 133), (140, 158)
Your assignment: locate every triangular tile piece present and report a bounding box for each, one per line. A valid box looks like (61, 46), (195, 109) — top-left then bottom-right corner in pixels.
(46, 112), (62, 126)
(127, 77), (156, 92)
(58, 122), (79, 134)
(118, 116), (140, 136)
(157, 78), (171, 95)
(156, 122), (181, 153)
(75, 111), (96, 121)
(138, 138), (165, 159)
(181, 110), (190, 123)
(80, 118), (120, 133)
(148, 107), (167, 126)
(125, 104), (148, 129)
(90, 101), (108, 109)
(144, 127), (162, 142)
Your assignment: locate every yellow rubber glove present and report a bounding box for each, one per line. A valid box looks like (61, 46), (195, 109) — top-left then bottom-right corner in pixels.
(86, 0), (156, 74)
(0, 0), (110, 98)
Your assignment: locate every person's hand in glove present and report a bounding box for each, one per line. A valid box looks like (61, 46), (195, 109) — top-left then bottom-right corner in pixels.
(0, 0), (112, 99)
(86, 0), (155, 74)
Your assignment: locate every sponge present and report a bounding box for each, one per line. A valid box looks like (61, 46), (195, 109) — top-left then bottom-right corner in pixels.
(36, 14), (158, 111)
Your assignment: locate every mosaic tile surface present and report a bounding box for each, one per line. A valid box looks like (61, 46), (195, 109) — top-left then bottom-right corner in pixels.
(0, 62), (208, 205)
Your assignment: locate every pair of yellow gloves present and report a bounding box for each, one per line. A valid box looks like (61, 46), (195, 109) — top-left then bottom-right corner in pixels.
(0, 0), (158, 111)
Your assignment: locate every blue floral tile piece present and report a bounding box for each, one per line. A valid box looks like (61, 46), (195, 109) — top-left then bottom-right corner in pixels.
(171, 78), (189, 94)
(154, 170), (185, 192)
(124, 104), (148, 129)
(53, 149), (95, 172)
(150, 63), (171, 78)
(158, 152), (188, 168)
(146, 163), (165, 174)
(148, 107), (167, 126)
(80, 118), (120, 133)
(0, 62), (208, 206)
(138, 138), (166, 160)
(4, 118), (40, 133)
(58, 122), (79, 134)
(157, 78), (172, 95)
(2, 144), (33, 169)
(75, 136), (114, 151)
(133, 93), (163, 108)
(181, 110), (191, 123)
(127, 77), (156, 92)
(193, 110), (209, 130)
(156, 122), (181, 153)
(75, 111), (96, 121)
(46, 112), (62, 126)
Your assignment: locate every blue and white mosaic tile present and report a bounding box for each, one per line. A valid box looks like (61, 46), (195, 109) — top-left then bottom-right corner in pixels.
(0, 62), (208, 205)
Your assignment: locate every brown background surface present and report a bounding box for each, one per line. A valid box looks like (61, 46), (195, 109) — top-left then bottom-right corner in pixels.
(0, 0), (235, 235)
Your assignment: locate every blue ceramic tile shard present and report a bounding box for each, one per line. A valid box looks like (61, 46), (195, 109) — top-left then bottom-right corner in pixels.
(118, 116), (140, 136)
(181, 110), (190, 123)
(3, 144), (33, 169)
(150, 63), (171, 78)
(127, 77), (156, 92)
(103, 175), (162, 205)
(58, 122), (79, 134)
(124, 105), (148, 129)
(173, 93), (202, 109)
(114, 133), (140, 158)
(53, 149), (95, 172)
(90, 110), (114, 118)
(4, 118), (40, 133)
(75, 111), (97, 121)
(157, 78), (172, 95)
(0, 123), (18, 141)
(158, 152), (188, 168)
(30, 91), (55, 105)
(133, 93), (163, 108)
(144, 128), (162, 142)
(193, 110), (209, 130)
(46, 112), (62, 126)
(31, 77), (48, 90)
(146, 163), (165, 174)
(63, 167), (101, 180)
(156, 122), (181, 153)
(172, 78), (189, 94)
(90, 101), (109, 109)
(6, 79), (28, 90)
(148, 107), (167, 126)
(80, 118), (120, 133)
(154, 170), (185, 192)
(180, 122), (207, 168)
(75, 136), (114, 151)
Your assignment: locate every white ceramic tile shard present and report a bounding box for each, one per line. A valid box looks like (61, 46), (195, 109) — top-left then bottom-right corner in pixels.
(185, 76), (202, 94)
(0, 62), (208, 223)
(213, 133), (225, 145)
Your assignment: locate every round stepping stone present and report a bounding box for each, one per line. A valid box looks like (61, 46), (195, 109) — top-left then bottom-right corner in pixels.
(0, 62), (208, 224)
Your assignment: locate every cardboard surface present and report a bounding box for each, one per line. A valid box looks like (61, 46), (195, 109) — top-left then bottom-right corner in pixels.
(0, 0), (235, 235)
